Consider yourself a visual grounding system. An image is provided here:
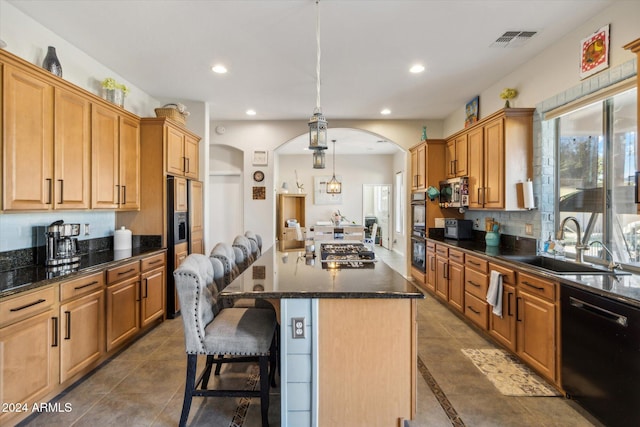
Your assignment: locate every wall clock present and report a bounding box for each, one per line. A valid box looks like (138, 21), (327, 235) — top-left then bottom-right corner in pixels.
(253, 170), (265, 182)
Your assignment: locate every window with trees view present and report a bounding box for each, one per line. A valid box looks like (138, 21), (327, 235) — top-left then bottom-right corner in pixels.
(556, 88), (638, 265)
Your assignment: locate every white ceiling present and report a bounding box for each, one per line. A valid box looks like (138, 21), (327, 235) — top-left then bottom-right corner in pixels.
(7, 0), (616, 154)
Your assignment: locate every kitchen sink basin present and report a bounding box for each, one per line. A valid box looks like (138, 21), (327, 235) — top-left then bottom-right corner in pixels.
(499, 255), (630, 276)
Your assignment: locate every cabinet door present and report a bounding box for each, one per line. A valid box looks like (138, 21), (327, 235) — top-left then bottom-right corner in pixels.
(483, 118), (504, 209)
(410, 149), (419, 191)
(3, 64), (54, 210)
(60, 289), (104, 383)
(174, 242), (189, 313)
(445, 139), (456, 178)
(106, 276), (140, 351)
(435, 256), (448, 300)
(455, 135), (468, 177)
(467, 127), (484, 208)
(54, 87), (91, 209)
(92, 105), (119, 209)
(141, 267), (165, 327)
(184, 134), (199, 179)
(426, 250), (436, 292)
(190, 180), (204, 254)
(489, 283), (516, 351)
(416, 144), (426, 189)
(516, 290), (556, 381)
(448, 261), (464, 312)
(119, 116), (140, 210)
(0, 311), (57, 425)
(166, 126), (185, 176)
(174, 176), (188, 212)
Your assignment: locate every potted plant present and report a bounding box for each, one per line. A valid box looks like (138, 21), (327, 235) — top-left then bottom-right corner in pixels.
(500, 88), (518, 108)
(101, 77), (129, 107)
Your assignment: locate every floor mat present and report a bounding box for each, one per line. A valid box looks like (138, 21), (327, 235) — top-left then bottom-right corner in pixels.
(461, 349), (560, 396)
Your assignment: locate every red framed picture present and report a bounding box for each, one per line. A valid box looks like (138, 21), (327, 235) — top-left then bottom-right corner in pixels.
(580, 25), (609, 79)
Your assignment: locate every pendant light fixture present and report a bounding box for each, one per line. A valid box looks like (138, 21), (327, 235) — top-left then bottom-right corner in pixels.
(326, 139), (342, 194)
(308, 0), (327, 167)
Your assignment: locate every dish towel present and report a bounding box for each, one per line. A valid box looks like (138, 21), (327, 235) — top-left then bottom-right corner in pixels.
(486, 270), (503, 317)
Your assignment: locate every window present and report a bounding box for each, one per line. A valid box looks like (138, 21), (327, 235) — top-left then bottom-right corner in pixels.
(556, 88), (638, 265)
(395, 171), (404, 234)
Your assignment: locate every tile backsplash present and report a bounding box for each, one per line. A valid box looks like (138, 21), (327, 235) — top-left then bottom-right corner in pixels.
(0, 211), (115, 252)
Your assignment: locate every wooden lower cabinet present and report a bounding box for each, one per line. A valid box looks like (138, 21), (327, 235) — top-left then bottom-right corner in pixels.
(0, 310), (58, 425)
(426, 241), (436, 292)
(448, 249), (465, 312)
(141, 266), (165, 327)
(59, 289), (104, 383)
(488, 263), (517, 351)
(106, 276), (140, 352)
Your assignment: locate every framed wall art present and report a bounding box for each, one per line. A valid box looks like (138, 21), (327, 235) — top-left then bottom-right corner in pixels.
(464, 96), (479, 128)
(252, 150), (268, 166)
(580, 24), (609, 79)
(314, 175), (342, 205)
(252, 186), (266, 200)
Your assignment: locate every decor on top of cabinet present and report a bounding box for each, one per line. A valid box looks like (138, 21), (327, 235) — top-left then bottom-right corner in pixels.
(154, 103), (189, 125)
(101, 77), (129, 108)
(464, 96), (479, 128)
(500, 88), (518, 108)
(42, 46), (62, 77)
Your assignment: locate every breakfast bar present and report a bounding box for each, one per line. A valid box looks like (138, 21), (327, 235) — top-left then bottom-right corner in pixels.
(220, 245), (424, 427)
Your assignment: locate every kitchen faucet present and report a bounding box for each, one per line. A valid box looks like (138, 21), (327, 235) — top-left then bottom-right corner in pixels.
(589, 240), (622, 271)
(556, 216), (590, 263)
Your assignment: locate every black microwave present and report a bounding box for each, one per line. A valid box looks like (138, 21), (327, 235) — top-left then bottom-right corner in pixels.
(444, 219), (473, 240)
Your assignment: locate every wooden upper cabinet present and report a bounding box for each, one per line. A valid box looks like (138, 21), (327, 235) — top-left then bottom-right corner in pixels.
(189, 180), (204, 254)
(2, 64), (54, 210)
(410, 142), (426, 191)
(91, 105), (120, 209)
(119, 116), (140, 210)
(467, 127), (484, 208)
(446, 134), (468, 178)
(483, 118), (505, 209)
(165, 120), (201, 178)
(54, 87), (91, 209)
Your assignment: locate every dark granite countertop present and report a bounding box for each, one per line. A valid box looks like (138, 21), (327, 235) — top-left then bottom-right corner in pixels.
(0, 246), (166, 298)
(220, 247), (424, 299)
(428, 236), (640, 308)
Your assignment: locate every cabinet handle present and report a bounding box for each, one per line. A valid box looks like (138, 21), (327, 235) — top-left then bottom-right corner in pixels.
(118, 268), (136, 276)
(115, 184), (120, 204)
(183, 156), (187, 173)
(58, 179), (64, 204)
(186, 157), (190, 173)
(52, 316), (59, 347)
(9, 298), (46, 312)
(64, 311), (71, 340)
(74, 280), (99, 290)
(467, 305), (480, 315)
(507, 292), (513, 316)
(444, 262), (449, 279)
(148, 259), (162, 265)
(46, 178), (53, 204)
(143, 278), (148, 299)
(430, 257), (435, 272)
(453, 159), (458, 175)
(122, 185), (127, 204)
(516, 297), (522, 322)
(468, 260), (480, 266)
(467, 280), (480, 288)
(521, 280), (544, 291)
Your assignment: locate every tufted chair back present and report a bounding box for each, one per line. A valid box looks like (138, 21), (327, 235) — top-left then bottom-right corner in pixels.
(173, 254), (220, 354)
(233, 235), (255, 270)
(210, 242), (240, 284)
(244, 231), (262, 256)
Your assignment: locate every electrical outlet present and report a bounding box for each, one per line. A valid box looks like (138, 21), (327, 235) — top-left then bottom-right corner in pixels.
(292, 317), (305, 339)
(84, 223), (90, 235)
(474, 218), (479, 228)
(525, 223), (533, 235)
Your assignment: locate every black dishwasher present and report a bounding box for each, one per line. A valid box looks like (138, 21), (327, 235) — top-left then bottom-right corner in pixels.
(561, 284), (640, 427)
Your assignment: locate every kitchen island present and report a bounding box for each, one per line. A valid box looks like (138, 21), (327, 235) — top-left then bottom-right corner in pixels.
(220, 245), (424, 427)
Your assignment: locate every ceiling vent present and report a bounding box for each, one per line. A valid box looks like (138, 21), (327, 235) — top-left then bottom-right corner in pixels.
(490, 31), (537, 48)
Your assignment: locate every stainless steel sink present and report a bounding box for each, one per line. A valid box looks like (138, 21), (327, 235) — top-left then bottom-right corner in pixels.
(499, 255), (630, 276)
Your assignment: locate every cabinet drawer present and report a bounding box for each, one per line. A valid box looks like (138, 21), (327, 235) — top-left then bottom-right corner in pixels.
(60, 271), (105, 301)
(0, 286), (56, 327)
(435, 244), (448, 258)
(464, 292), (488, 329)
(426, 240), (436, 252)
(466, 254), (488, 273)
(489, 262), (516, 286)
(141, 252), (166, 272)
(518, 272), (556, 301)
(106, 260), (140, 284)
(465, 268), (488, 299)
(449, 249), (464, 264)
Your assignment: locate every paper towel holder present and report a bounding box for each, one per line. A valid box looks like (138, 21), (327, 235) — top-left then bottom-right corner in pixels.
(517, 179), (537, 210)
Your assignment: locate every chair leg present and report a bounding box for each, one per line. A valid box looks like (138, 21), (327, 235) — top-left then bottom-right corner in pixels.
(214, 354), (224, 375)
(269, 334), (277, 388)
(180, 354), (198, 427)
(201, 355), (215, 388)
(259, 355), (270, 427)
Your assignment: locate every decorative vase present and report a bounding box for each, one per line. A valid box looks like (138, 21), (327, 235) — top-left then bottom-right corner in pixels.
(42, 46), (62, 77)
(103, 88), (124, 107)
(504, 100), (511, 108)
(485, 231), (500, 247)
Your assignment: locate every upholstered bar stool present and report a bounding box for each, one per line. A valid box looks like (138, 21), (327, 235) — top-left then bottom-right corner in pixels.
(233, 235), (255, 271)
(174, 254), (277, 427)
(210, 242), (240, 285)
(244, 230), (262, 256)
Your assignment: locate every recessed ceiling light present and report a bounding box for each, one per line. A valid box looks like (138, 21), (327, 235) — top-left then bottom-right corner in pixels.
(380, 108), (391, 115)
(410, 64), (425, 73)
(246, 109), (256, 116)
(211, 64), (228, 74)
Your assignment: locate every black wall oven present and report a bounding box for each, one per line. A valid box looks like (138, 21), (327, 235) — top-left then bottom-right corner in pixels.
(411, 237), (426, 272)
(411, 192), (427, 272)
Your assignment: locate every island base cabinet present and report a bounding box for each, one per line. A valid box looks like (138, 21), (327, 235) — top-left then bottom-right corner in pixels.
(106, 276), (140, 352)
(516, 290), (556, 382)
(318, 299), (416, 426)
(0, 311), (58, 426)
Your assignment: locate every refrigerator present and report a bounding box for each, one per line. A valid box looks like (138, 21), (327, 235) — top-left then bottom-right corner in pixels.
(166, 176), (189, 318)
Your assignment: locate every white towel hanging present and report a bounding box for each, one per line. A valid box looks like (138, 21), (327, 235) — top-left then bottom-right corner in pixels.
(486, 270), (503, 317)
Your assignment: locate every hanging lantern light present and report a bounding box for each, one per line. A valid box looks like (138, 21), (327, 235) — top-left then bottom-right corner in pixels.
(308, 0), (328, 167)
(312, 149), (326, 169)
(326, 139), (342, 194)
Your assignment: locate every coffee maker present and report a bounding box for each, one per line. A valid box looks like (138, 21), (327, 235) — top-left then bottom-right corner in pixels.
(45, 220), (80, 267)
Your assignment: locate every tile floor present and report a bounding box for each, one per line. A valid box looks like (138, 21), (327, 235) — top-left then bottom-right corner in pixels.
(18, 247), (603, 427)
